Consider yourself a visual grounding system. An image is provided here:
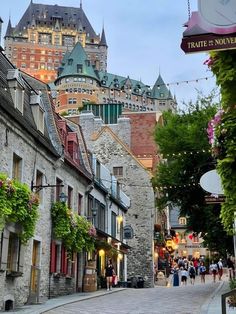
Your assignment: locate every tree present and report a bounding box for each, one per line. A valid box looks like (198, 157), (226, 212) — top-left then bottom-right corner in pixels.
(152, 93), (234, 256)
(206, 50), (236, 234)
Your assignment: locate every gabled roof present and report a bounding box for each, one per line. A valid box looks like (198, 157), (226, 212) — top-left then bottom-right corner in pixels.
(13, 2), (97, 39)
(151, 74), (171, 99)
(92, 126), (152, 177)
(55, 42), (99, 82)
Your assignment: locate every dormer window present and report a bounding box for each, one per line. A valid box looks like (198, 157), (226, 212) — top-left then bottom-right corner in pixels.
(7, 69), (25, 114)
(68, 58), (73, 65)
(77, 64), (83, 73)
(30, 94), (45, 134)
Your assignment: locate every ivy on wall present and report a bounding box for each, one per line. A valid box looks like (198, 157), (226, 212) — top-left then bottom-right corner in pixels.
(51, 202), (96, 256)
(206, 50), (236, 234)
(0, 173), (39, 242)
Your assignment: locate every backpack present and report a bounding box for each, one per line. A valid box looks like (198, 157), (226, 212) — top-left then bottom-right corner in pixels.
(189, 266), (195, 275)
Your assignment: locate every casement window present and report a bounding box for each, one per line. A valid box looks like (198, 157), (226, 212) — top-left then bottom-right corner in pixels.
(98, 203), (105, 232)
(0, 227), (24, 275)
(111, 212), (117, 238)
(12, 153), (22, 181)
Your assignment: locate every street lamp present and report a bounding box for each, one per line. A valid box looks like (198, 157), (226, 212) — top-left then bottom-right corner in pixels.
(59, 192), (68, 203)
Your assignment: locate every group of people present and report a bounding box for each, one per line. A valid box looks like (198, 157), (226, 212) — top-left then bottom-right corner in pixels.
(172, 257), (207, 286)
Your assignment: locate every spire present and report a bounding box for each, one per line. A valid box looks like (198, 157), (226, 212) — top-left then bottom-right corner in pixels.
(80, 0), (82, 9)
(100, 25), (107, 47)
(5, 18), (13, 38)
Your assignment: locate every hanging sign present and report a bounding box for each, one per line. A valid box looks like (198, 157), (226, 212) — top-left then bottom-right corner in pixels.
(181, 0), (236, 53)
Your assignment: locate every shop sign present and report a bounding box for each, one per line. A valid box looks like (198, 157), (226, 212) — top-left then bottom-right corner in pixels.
(181, 33), (236, 54)
(123, 225), (134, 239)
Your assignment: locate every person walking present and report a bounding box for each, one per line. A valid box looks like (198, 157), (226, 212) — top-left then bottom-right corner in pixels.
(172, 267), (180, 287)
(217, 258), (223, 281)
(188, 262), (196, 285)
(105, 259), (115, 291)
(210, 260), (218, 283)
(227, 257), (235, 280)
(199, 261), (206, 283)
(180, 267), (188, 286)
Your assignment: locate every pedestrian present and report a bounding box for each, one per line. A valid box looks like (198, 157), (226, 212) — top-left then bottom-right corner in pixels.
(193, 258), (199, 275)
(217, 258), (223, 281)
(172, 267), (179, 287)
(188, 262), (196, 285)
(180, 267), (188, 286)
(209, 260), (218, 283)
(227, 257), (235, 280)
(105, 259), (115, 291)
(199, 262), (206, 283)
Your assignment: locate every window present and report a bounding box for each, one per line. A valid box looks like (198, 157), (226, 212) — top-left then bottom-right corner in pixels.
(55, 178), (63, 202)
(77, 64), (83, 73)
(36, 170), (43, 203)
(87, 195), (93, 219)
(179, 217), (186, 225)
(98, 204), (105, 232)
(113, 167), (123, 177)
(67, 186), (73, 209)
(7, 232), (21, 272)
(111, 212), (117, 238)
(12, 153), (22, 181)
(95, 160), (101, 182)
(62, 35), (75, 47)
(38, 33), (52, 45)
(78, 193), (83, 215)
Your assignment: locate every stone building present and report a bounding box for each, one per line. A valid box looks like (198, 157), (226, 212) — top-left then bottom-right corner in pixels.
(4, 1), (107, 83)
(70, 113), (156, 288)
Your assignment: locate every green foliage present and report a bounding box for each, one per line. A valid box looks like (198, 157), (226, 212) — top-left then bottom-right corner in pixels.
(208, 51), (236, 234)
(152, 95), (233, 255)
(0, 173), (39, 242)
(51, 202), (96, 256)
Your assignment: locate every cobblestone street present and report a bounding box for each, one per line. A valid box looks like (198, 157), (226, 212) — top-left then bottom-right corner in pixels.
(44, 275), (225, 314)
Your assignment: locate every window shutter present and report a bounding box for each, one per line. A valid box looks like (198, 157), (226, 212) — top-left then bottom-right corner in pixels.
(18, 242), (24, 273)
(0, 229), (10, 271)
(50, 241), (56, 273)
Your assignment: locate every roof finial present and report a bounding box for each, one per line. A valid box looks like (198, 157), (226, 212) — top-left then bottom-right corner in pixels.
(80, 0), (82, 9)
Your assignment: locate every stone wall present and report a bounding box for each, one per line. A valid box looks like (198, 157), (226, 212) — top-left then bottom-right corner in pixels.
(78, 113), (155, 287)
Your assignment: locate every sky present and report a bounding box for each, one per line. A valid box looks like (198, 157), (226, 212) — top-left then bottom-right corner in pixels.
(0, 0), (218, 106)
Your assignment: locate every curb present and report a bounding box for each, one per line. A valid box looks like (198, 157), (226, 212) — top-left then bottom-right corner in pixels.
(40, 288), (126, 313)
(200, 281), (226, 314)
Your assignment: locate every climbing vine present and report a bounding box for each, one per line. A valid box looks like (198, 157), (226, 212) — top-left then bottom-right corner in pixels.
(206, 50), (236, 234)
(51, 202), (96, 256)
(0, 173), (39, 242)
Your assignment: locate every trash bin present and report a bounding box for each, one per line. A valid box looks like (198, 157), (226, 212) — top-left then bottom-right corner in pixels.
(136, 276), (144, 288)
